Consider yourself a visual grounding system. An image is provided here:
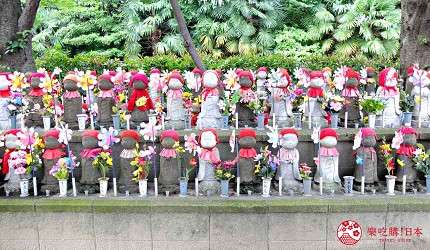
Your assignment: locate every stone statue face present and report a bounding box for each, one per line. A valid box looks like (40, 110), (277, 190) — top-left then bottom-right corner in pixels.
(98, 79), (113, 90)
(203, 72), (218, 88)
(0, 76), (9, 90)
(31, 77), (41, 88)
(280, 134), (298, 149)
(402, 134), (417, 146)
(200, 131), (217, 148)
(133, 80), (146, 90)
(161, 137), (176, 149)
(168, 78), (182, 90)
(121, 137), (137, 149)
(346, 78), (359, 87)
(239, 137), (256, 148)
(5, 134), (19, 149)
(82, 137), (98, 149)
(150, 73), (160, 82)
(44, 137), (61, 149)
(361, 136), (376, 147)
(310, 77), (324, 88)
(257, 71), (267, 79)
(64, 80), (78, 91)
(239, 77), (252, 88)
(320, 136), (337, 148)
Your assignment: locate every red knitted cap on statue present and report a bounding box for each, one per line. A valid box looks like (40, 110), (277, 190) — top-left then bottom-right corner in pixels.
(82, 130), (99, 139)
(44, 129), (60, 139)
(379, 67), (398, 87)
(160, 130), (180, 142)
(361, 128), (376, 137)
(28, 72), (45, 82)
(320, 128), (338, 140)
(239, 128), (256, 139)
(346, 68), (360, 81)
(399, 127), (417, 135)
(198, 128), (219, 144)
(98, 74), (113, 82)
(4, 129), (20, 136)
(238, 70), (254, 83)
(168, 71), (184, 83)
(310, 71), (324, 79)
(150, 68), (161, 74)
(120, 130), (141, 142)
(258, 67), (268, 73)
(130, 73), (149, 86)
(279, 128), (298, 137)
(192, 67), (204, 75)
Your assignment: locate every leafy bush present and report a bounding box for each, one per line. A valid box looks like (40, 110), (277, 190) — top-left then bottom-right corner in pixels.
(308, 0), (401, 58)
(36, 46), (399, 73)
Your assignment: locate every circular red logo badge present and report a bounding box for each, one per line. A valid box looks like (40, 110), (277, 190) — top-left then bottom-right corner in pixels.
(337, 220), (362, 245)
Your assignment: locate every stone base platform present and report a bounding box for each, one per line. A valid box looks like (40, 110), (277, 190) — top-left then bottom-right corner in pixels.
(1, 195), (430, 250)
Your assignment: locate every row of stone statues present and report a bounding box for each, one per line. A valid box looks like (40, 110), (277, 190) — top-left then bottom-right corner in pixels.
(0, 65), (428, 132)
(0, 124), (424, 196)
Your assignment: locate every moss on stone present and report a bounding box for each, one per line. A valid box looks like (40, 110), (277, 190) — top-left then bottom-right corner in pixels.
(35, 199), (93, 213)
(0, 199), (35, 212)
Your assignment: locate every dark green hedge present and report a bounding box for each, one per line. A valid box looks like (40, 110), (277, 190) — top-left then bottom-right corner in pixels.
(34, 48), (399, 73)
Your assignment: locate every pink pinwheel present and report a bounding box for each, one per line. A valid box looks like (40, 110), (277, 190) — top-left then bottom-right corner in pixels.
(184, 133), (199, 155)
(139, 122), (161, 142)
(98, 127), (120, 150)
(140, 146), (156, 158)
(17, 128), (36, 150)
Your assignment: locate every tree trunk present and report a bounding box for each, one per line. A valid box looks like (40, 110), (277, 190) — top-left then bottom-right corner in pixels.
(169, 0), (205, 70)
(0, 0), (40, 72)
(400, 0), (430, 75)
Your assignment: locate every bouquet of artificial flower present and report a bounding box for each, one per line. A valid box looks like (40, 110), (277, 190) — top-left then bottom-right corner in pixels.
(215, 160), (236, 181)
(50, 157), (73, 180)
(131, 146), (156, 182)
(254, 146), (279, 178)
(413, 144), (430, 176)
(379, 139), (395, 176)
(92, 151), (113, 180)
(299, 163), (312, 180)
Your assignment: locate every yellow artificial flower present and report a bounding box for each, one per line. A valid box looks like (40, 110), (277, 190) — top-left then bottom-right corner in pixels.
(136, 96), (148, 107)
(79, 75), (96, 90)
(397, 159), (405, 168)
(193, 96), (202, 105)
(182, 92), (192, 99)
(254, 164), (261, 174)
(107, 158), (113, 166)
(118, 93), (126, 103)
(380, 144), (391, 151)
(26, 154), (32, 165)
(11, 74), (28, 90)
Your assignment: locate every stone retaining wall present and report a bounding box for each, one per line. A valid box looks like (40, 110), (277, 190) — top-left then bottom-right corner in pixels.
(0, 197), (429, 250)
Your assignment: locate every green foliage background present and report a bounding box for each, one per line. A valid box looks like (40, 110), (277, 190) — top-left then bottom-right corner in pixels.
(31, 0), (401, 70)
